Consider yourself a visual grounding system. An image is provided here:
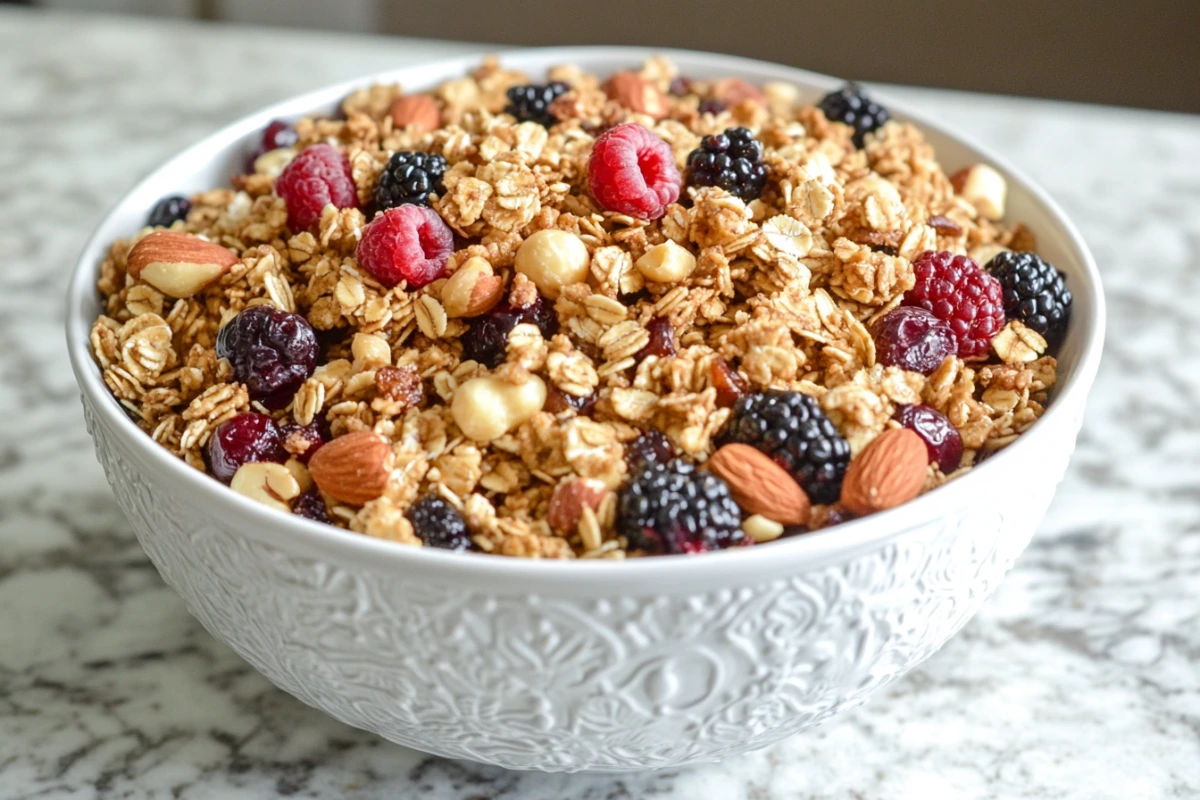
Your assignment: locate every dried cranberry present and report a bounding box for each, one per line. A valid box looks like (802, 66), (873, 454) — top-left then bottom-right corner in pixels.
(668, 77), (694, 97)
(698, 99), (727, 116)
(625, 430), (675, 472)
(207, 413), (287, 483)
(216, 305), (318, 409)
(894, 404), (963, 473)
(461, 295), (557, 369)
(279, 421), (326, 464)
(711, 356), (749, 408)
(376, 365), (424, 409)
(246, 120), (299, 170)
(638, 317), (677, 359)
(545, 387), (596, 416)
(291, 488), (332, 524)
(872, 306), (956, 375)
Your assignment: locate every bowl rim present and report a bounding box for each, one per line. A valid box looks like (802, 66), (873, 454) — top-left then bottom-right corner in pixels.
(65, 45), (1106, 585)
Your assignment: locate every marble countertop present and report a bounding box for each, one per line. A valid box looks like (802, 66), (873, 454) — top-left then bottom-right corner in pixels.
(2, 8), (1199, 798)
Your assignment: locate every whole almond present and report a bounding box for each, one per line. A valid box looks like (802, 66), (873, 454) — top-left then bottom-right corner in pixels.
(706, 443), (810, 526)
(308, 430), (393, 506)
(442, 256), (504, 318)
(710, 77), (766, 107)
(602, 72), (669, 119)
(127, 231), (239, 298)
(389, 94), (441, 131)
(547, 478), (610, 533)
(840, 428), (927, 516)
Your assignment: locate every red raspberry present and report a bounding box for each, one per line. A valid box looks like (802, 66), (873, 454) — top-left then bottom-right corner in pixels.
(904, 250), (1005, 358)
(275, 143), (358, 230)
(356, 205), (454, 289)
(587, 123), (681, 220)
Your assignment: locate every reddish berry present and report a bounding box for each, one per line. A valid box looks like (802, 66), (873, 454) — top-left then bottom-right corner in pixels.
(894, 404), (963, 473)
(207, 413), (287, 483)
(587, 123), (681, 220)
(246, 120), (298, 170)
(638, 317), (677, 359)
(291, 489), (332, 523)
(872, 306), (956, 374)
(275, 143), (358, 230)
(356, 205), (453, 289)
(904, 250), (1005, 358)
(216, 305), (318, 409)
(279, 421), (326, 464)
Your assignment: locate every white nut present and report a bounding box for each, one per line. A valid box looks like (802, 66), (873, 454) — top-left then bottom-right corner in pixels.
(231, 462), (302, 513)
(351, 332), (391, 371)
(635, 240), (696, 283)
(952, 163), (1007, 221)
(742, 514), (784, 543)
(451, 374), (547, 442)
(514, 229), (590, 299)
(253, 147), (297, 179)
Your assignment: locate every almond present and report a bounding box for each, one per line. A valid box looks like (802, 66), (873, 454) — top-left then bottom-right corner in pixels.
(389, 94), (440, 131)
(602, 72), (669, 119)
(706, 443), (810, 526)
(710, 77), (766, 107)
(308, 430), (393, 506)
(840, 428), (927, 516)
(547, 478), (610, 533)
(127, 231), (238, 298)
(442, 256), (504, 318)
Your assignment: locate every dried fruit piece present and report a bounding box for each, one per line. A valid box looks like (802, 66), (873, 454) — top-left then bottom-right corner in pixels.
(406, 495), (472, 551)
(638, 317), (677, 359)
(706, 443), (811, 526)
(207, 413), (287, 483)
(871, 306), (956, 375)
(291, 488), (332, 523)
(840, 429), (927, 516)
(146, 195), (191, 228)
(587, 122), (681, 220)
(928, 214), (963, 236)
(308, 430), (394, 506)
(625, 430), (674, 472)
(216, 305), (318, 409)
(461, 295), (555, 369)
(279, 421), (326, 465)
(711, 357), (749, 408)
(894, 404), (963, 473)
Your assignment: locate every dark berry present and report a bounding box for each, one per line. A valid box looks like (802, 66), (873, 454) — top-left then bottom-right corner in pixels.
(406, 496), (472, 552)
(818, 83), (891, 148)
(376, 151), (447, 210)
(207, 413), (287, 483)
(216, 305), (318, 409)
(872, 306), (956, 375)
(904, 250), (1006, 359)
(275, 143), (359, 230)
(986, 251), (1072, 344)
(545, 387), (597, 416)
(291, 488), (332, 523)
(279, 421), (326, 464)
(720, 391), (851, 504)
(685, 127), (768, 202)
(616, 459), (746, 555)
(356, 205), (454, 289)
(639, 317), (677, 359)
(505, 81), (569, 127)
(461, 295), (556, 368)
(625, 430), (675, 472)
(894, 404), (963, 473)
(246, 120), (299, 170)
(146, 196), (191, 228)
(587, 123), (681, 220)
(668, 77), (694, 97)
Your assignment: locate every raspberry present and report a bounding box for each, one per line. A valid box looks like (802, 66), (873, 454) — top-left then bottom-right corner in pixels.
(685, 127), (768, 202)
(207, 413), (287, 483)
(986, 251), (1072, 344)
(291, 489), (332, 524)
(375, 151), (447, 210)
(904, 250), (1006, 358)
(216, 305), (318, 409)
(505, 81), (569, 127)
(872, 306), (956, 374)
(461, 295), (556, 368)
(587, 123), (681, 220)
(356, 205), (454, 289)
(275, 143), (358, 231)
(625, 430), (675, 472)
(406, 496), (472, 552)
(616, 460), (747, 555)
(246, 120), (298, 170)
(818, 84), (890, 148)
(146, 196), (191, 228)
(894, 404), (963, 473)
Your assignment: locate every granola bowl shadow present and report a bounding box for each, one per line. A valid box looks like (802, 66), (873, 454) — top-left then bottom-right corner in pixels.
(66, 47), (1104, 772)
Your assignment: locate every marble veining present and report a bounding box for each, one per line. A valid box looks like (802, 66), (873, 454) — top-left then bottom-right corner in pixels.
(1, 8), (1199, 798)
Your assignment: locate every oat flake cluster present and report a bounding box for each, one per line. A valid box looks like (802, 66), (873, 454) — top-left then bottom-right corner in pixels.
(89, 57), (1066, 559)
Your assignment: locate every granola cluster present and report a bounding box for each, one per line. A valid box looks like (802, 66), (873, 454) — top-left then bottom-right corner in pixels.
(90, 57), (1061, 559)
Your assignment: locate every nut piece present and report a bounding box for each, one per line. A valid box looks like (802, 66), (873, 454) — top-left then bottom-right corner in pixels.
(451, 374), (547, 442)
(710, 77), (766, 107)
(635, 240), (696, 284)
(706, 443), (811, 526)
(127, 231), (239, 298)
(308, 430), (394, 506)
(602, 71), (670, 119)
(389, 94), (440, 131)
(442, 256), (504, 318)
(950, 163), (1007, 221)
(840, 429), (927, 516)
(231, 461), (302, 513)
(742, 514), (784, 543)
(548, 477), (610, 533)
(514, 229), (590, 299)
(254, 146), (297, 179)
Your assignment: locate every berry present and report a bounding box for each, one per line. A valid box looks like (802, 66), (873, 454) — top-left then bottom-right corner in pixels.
(904, 250), (1006, 359)
(505, 81), (569, 127)
(894, 404), (963, 473)
(639, 317), (677, 359)
(279, 421), (326, 464)
(461, 295), (556, 368)
(545, 387), (597, 416)
(616, 460), (746, 555)
(146, 196), (191, 228)
(275, 143), (359, 230)
(216, 305), (318, 409)
(711, 356), (749, 408)
(872, 306), (956, 375)
(406, 496), (472, 552)
(246, 120), (299, 170)
(818, 84), (891, 148)
(685, 127), (768, 202)
(625, 430), (675, 472)
(207, 413), (286, 483)
(720, 391), (851, 504)
(375, 151), (447, 210)
(697, 99), (726, 116)
(291, 489), (332, 524)
(356, 205), (454, 289)
(587, 123), (681, 220)
(986, 251), (1072, 343)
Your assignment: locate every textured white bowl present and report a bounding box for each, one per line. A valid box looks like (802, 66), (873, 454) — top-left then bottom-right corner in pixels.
(65, 47), (1104, 772)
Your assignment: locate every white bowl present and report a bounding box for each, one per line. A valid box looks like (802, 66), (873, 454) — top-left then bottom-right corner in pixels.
(65, 47), (1105, 772)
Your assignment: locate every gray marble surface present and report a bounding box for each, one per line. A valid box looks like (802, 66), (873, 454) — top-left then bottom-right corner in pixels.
(2, 8), (1199, 798)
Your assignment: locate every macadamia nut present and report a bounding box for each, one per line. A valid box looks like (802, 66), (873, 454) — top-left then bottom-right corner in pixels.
(514, 229), (590, 299)
(635, 240), (696, 283)
(451, 374), (548, 442)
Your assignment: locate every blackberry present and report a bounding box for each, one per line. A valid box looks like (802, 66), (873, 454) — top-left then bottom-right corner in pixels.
(406, 496), (472, 552)
(720, 391), (851, 504)
(375, 151), (447, 210)
(146, 195), (191, 228)
(616, 460), (746, 555)
(818, 84), (890, 148)
(986, 251), (1072, 344)
(505, 81), (569, 127)
(685, 127), (767, 202)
